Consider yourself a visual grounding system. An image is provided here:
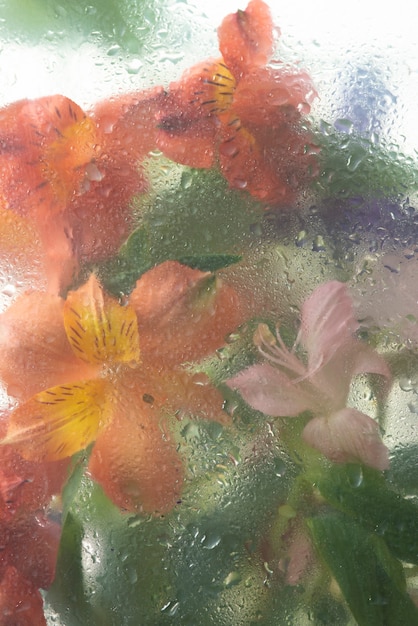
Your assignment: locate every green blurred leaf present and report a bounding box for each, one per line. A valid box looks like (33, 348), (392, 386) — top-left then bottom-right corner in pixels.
(315, 125), (418, 199)
(84, 168), (261, 296)
(316, 463), (418, 565)
(136, 168), (263, 264)
(0, 0), (152, 53)
(95, 227), (153, 296)
(46, 512), (98, 626)
(176, 254), (242, 272)
(307, 513), (418, 626)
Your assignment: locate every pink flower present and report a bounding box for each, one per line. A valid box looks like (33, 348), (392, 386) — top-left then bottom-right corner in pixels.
(227, 281), (391, 470)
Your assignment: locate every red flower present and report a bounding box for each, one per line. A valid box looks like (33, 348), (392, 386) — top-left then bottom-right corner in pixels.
(0, 262), (245, 515)
(0, 88), (164, 291)
(156, 0), (318, 205)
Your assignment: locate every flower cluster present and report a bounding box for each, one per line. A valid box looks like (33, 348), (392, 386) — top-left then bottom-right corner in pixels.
(0, 0), (411, 623)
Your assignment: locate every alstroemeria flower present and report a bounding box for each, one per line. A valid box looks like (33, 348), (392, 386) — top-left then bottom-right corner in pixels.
(227, 281), (391, 470)
(156, 0), (318, 205)
(0, 89), (164, 289)
(1, 261), (244, 514)
(0, 420), (65, 624)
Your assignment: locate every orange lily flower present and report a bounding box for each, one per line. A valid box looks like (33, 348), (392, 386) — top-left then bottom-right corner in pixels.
(156, 0), (318, 205)
(1, 261), (244, 514)
(0, 88), (164, 290)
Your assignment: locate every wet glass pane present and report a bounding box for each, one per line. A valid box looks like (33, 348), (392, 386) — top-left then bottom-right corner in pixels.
(0, 1), (418, 624)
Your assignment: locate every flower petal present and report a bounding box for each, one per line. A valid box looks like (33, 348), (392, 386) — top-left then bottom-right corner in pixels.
(89, 371), (184, 515)
(218, 112), (300, 204)
(0, 566), (47, 626)
(130, 261), (245, 366)
(64, 275), (140, 366)
(0, 95), (96, 218)
(350, 342), (391, 380)
(68, 87), (165, 264)
(302, 408), (390, 470)
(156, 77), (218, 168)
(0, 444), (69, 518)
(227, 363), (312, 417)
(301, 281), (359, 374)
(218, 0), (274, 78)
(0, 208), (47, 300)
(7, 513), (61, 589)
(2, 379), (113, 462)
(233, 67), (318, 123)
(0, 292), (98, 401)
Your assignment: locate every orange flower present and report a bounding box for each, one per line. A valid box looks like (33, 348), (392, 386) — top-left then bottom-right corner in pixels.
(1, 262), (244, 514)
(156, 0), (318, 205)
(0, 441), (64, 625)
(0, 88), (164, 290)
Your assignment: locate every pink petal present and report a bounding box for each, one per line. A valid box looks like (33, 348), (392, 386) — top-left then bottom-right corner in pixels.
(302, 408), (389, 471)
(301, 281), (359, 374)
(309, 339), (390, 413)
(350, 342), (391, 380)
(226, 363), (312, 417)
(284, 528), (314, 586)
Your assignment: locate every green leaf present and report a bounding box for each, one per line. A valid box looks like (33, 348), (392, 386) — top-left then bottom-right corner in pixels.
(176, 254), (242, 272)
(46, 512), (98, 626)
(307, 513), (418, 626)
(136, 167), (263, 264)
(316, 463), (418, 565)
(82, 168), (259, 296)
(315, 125), (418, 199)
(0, 0), (152, 54)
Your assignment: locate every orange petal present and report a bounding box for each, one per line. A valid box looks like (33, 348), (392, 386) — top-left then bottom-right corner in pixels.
(0, 208), (47, 297)
(233, 67), (318, 124)
(67, 87), (165, 264)
(2, 379), (113, 462)
(0, 292), (99, 401)
(218, 109), (318, 205)
(64, 275), (140, 366)
(157, 367), (231, 426)
(92, 86), (165, 164)
(0, 95), (97, 218)
(7, 513), (61, 589)
(0, 441), (69, 518)
(89, 370), (183, 515)
(218, 0), (274, 78)
(156, 85), (217, 168)
(130, 261), (245, 366)
(0, 566), (47, 626)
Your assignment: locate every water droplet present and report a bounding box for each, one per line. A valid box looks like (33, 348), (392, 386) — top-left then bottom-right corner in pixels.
(399, 377), (414, 392)
(126, 59), (143, 75)
(224, 571), (242, 588)
(107, 44), (121, 57)
(334, 118), (354, 133)
(295, 230), (308, 247)
(348, 465), (363, 488)
(273, 457), (287, 478)
(161, 600), (180, 616)
(312, 235), (326, 252)
(180, 171), (193, 189)
(191, 372), (210, 387)
(201, 532), (221, 550)
(407, 399), (418, 414)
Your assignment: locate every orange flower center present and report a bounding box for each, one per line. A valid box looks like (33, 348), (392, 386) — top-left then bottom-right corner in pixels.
(199, 60), (236, 114)
(42, 116), (98, 203)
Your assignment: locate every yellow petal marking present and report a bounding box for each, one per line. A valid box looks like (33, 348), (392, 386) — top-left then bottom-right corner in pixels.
(200, 59), (236, 114)
(43, 115), (98, 203)
(64, 275), (141, 366)
(2, 379), (113, 462)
